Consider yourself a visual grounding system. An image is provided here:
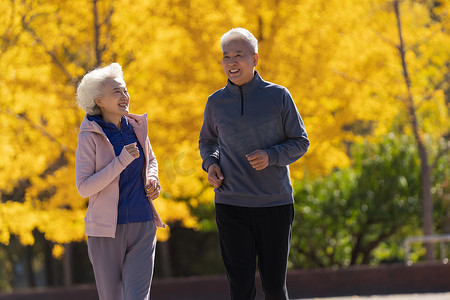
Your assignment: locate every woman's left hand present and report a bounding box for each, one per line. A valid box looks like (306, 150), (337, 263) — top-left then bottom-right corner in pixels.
(146, 179), (161, 201)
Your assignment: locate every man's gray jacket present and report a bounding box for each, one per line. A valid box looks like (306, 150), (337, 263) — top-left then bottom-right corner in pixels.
(199, 71), (310, 207)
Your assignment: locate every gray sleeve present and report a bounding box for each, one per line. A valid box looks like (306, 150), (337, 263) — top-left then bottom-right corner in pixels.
(199, 99), (220, 172)
(265, 89), (309, 166)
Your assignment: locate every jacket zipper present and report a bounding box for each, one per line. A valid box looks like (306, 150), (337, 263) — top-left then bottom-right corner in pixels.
(239, 86), (244, 115)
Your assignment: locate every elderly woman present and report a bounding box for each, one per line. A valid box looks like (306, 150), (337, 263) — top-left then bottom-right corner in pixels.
(75, 62), (164, 300)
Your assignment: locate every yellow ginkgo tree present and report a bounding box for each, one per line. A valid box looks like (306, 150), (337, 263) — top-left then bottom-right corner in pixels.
(0, 0), (448, 287)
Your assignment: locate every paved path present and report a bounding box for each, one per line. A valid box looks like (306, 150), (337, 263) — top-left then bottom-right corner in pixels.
(297, 292), (450, 300)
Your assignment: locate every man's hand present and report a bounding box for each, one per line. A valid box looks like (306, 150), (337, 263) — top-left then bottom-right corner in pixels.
(146, 179), (161, 201)
(246, 150), (269, 170)
(207, 163), (224, 188)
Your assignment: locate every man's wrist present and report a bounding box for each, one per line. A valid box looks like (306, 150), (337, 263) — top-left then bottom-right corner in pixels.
(207, 163), (217, 173)
(264, 149), (274, 166)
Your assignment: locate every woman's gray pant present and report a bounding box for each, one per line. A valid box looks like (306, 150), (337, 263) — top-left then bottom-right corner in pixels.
(87, 221), (157, 300)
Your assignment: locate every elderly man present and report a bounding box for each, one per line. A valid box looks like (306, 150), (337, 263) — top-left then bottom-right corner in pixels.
(199, 28), (309, 300)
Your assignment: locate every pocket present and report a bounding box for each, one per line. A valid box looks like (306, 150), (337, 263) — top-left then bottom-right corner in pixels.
(86, 191), (115, 225)
(85, 194), (98, 222)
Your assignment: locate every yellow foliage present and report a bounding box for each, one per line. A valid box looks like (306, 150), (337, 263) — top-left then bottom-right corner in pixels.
(154, 198), (198, 229)
(0, 0), (448, 246)
(0, 201), (37, 245)
(155, 226), (171, 242)
(52, 244), (65, 260)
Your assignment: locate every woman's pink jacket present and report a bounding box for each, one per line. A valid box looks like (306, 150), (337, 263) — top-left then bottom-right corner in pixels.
(75, 113), (164, 238)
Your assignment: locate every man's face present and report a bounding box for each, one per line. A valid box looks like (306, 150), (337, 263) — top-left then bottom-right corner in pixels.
(222, 39), (258, 86)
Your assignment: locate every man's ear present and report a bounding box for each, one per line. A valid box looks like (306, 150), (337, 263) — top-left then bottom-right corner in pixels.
(253, 53), (259, 67)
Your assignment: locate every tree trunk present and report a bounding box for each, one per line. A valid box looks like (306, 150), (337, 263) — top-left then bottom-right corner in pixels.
(93, 0), (101, 67)
(25, 245), (35, 287)
(159, 240), (173, 278)
(393, 0), (434, 260)
(63, 243), (73, 286)
(45, 240), (60, 286)
(350, 233), (363, 265)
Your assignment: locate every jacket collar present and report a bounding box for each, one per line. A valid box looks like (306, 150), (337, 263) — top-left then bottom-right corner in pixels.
(127, 113), (148, 140)
(79, 113), (148, 136)
(225, 70), (262, 96)
(87, 115), (130, 131)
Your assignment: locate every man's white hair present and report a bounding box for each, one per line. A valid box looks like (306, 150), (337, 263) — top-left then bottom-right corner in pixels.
(76, 63), (124, 115)
(220, 28), (258, 54)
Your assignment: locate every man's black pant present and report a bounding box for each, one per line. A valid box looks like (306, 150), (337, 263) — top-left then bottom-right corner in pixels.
(215, 203), (294, 300)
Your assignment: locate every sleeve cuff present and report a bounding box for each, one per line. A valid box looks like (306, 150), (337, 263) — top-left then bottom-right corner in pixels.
(265, 148), (278, 166)
(202, 157), (219, 172)
(118, 147), (135, 167)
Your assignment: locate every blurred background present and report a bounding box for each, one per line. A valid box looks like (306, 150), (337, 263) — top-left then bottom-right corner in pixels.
(0, 0), (449, 295)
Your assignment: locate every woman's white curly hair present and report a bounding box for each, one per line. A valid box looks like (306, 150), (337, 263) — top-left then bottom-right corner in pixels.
(76, 63), (124, 115)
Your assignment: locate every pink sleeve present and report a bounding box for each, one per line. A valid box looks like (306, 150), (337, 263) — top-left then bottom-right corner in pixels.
(75, 132), (135, 198)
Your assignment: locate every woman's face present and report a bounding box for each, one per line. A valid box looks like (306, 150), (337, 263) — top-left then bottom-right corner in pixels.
(96, 77), (130, 122)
